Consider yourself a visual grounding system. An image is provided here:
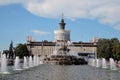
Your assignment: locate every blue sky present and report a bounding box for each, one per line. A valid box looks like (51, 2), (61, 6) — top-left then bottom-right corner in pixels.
(0, 0), (120, 50)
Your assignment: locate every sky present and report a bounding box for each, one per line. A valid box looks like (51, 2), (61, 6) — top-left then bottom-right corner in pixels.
(0, 0), (120, 50)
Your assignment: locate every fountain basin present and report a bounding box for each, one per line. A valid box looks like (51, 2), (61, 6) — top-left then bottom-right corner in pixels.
(44, 54), (88, 65)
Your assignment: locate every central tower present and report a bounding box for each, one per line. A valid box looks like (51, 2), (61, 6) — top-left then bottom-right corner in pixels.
(59, 17), (66, 30)
(54, 17), (70, 42)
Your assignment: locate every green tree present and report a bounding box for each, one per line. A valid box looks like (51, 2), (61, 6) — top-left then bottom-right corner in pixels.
(9, 41), (14, 59)
(97, 38), (112, 60)
(14, 43), (29, 59)
(97, 38), (120, 61)
(111, 38), (120, 61)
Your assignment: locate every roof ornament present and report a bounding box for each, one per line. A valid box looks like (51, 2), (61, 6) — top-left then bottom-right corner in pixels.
(62, 13), (64, 20)
(59, 13), (66, 30)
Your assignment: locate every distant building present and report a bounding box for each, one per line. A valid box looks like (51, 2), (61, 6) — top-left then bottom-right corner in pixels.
(26, 17), (97, 58)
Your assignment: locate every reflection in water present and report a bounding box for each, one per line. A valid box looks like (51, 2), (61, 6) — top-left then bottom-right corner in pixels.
(0, 64), (120, 80)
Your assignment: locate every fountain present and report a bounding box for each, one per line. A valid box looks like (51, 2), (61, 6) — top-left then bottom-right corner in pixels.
(29, 56), (33, 67)
(102, 58), (107, 68)
(36, 56), (39, 65)
(88, 59), (92, 66)
(0, 54), (10, 74)
(90, 59), (95, 67)
(96, 59), (100, 67)
(109, 58), (117, 70)
(36, 56), (40, 65)
(39, 56), (44, 64)
(14, 56), (22, 70)
(33, 56), (37, 66)
(44, 41), (88, 65)
(23, 56), (28, 69)
(39, 60), (43, 64)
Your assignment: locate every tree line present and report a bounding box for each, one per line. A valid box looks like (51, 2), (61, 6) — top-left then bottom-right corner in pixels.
(97, 38), (120, 61)
(2, 42), (30, 59)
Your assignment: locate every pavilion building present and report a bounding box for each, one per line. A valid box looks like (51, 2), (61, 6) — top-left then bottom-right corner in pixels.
(26, 18), (98, 59)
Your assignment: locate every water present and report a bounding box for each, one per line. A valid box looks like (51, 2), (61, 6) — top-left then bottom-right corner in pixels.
(0, 64), (120, 80)
(89, 59), (96, 67)
(14, 56), (22, 70)
(33, 56), (37, 66)
(29, 56), (33, 67)
(109, 58), (117, 70)
(102, 58), (107, 68)
(96, 59), (100, 67)
(0, 54), (10, 74)
(36, 56), (40, 65)
(23, 57), (28, 69)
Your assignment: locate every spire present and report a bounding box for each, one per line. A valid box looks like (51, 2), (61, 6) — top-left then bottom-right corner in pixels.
(62, 13), (64, 20)
(59, 13), (66, 30)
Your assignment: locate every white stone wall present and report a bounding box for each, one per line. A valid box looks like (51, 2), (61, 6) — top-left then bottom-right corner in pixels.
(30, 45), (96, 56)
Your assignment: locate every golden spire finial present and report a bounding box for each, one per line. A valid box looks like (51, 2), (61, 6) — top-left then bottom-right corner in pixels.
(62, 13), (64, 19)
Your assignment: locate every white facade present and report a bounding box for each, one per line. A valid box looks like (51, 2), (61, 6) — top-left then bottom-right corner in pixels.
(54, 29), (70, 41)
(29, 45), (96, 56)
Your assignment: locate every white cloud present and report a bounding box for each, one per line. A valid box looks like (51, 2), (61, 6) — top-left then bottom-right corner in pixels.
(0, 0), (120, 30)
(32, 30), (50, 36)
(114, 24), (120, 30)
